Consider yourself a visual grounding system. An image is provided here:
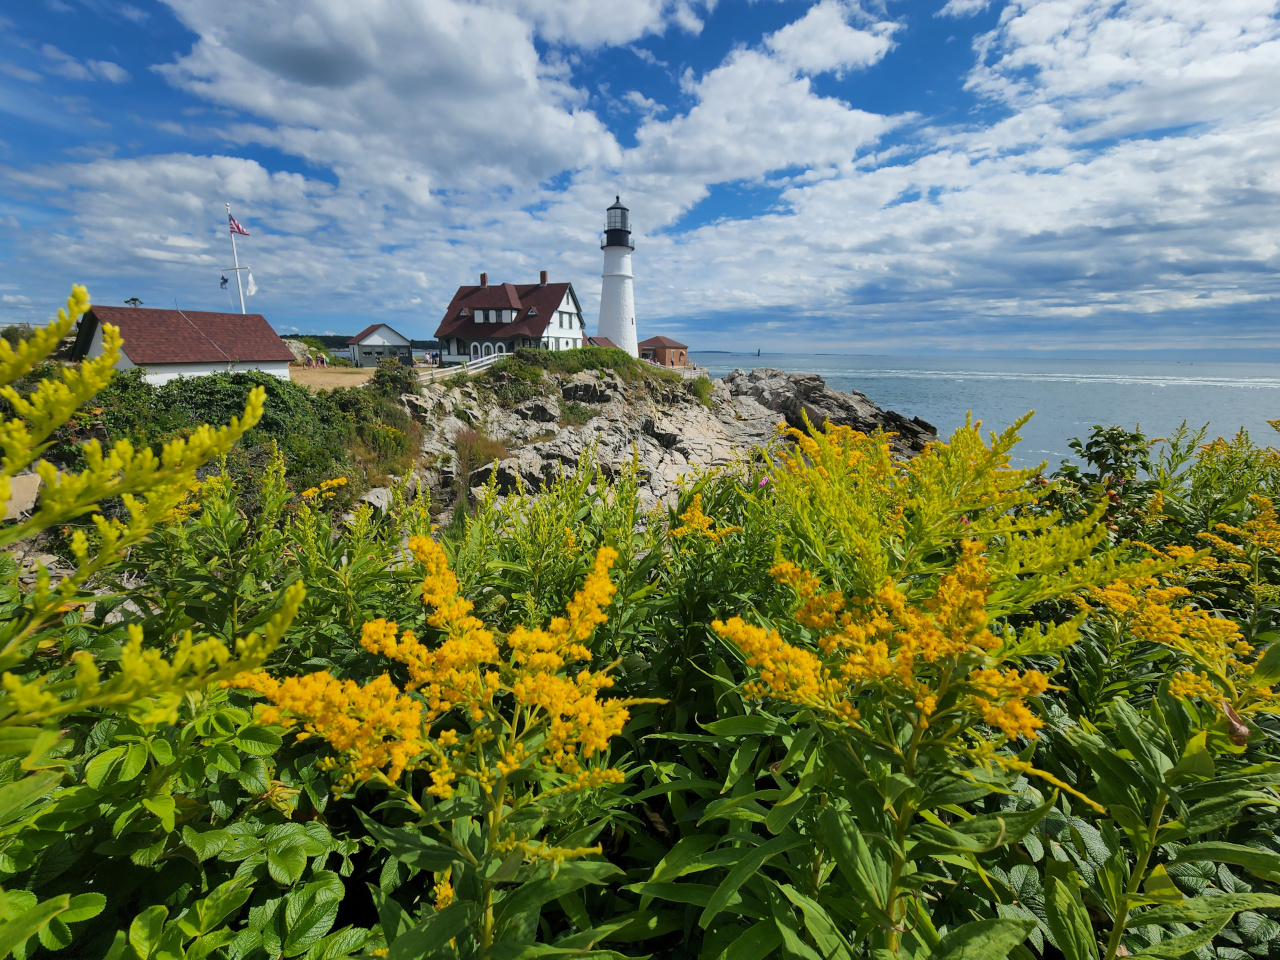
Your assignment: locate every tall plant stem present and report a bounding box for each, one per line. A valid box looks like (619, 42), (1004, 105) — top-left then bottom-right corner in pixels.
(1103, 791), (1168, 960)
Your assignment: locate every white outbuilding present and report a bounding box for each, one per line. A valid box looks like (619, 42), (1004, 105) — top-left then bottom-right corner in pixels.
(71, 306), (295, 386)
(346, 323), (413, 367)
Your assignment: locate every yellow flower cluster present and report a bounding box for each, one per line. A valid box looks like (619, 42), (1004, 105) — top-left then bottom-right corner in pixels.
(231, 670), (425, 793)
(234, 536), (640, 817)
(300, 476), (349, 501)
(670, 493), (742, 542)
(717, 542), (1052, 741)
(1089, 572), (1273, 714)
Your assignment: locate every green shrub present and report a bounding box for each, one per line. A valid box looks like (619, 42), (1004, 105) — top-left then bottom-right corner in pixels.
(474, 357), (545, 408)
(560, 399), (595, 426)
(368, 356), (419, 398)
(685, 374), (714, 407)
(513, 346), (681, 382)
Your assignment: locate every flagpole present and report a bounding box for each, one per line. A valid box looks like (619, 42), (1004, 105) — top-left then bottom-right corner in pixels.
(226, 202), (246, 314)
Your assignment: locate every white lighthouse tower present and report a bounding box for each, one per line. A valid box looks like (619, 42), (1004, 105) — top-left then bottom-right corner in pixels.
(597, 196), (638, 357)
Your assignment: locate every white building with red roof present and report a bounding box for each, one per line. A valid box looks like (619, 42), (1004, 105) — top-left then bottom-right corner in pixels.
(434, 271), (584, 365)
(71, 306), (295, 385)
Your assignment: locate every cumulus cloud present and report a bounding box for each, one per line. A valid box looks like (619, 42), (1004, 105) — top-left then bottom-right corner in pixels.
(936, 0), (991, 18)
(765, 0), (897, 76)
(3, 0), (1279, 353)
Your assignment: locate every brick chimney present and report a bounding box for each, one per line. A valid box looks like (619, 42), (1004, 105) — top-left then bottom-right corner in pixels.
(480, 272), (488, 288)
(539, 270), (547, 286)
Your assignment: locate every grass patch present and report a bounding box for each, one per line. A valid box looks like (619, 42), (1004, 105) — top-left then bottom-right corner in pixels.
(513, 347), (681, 383)
(475, 357), (546, 408)
(454, 427), (508, 497)
(686, 376), (714, 408)
(560, 400), (596, 426)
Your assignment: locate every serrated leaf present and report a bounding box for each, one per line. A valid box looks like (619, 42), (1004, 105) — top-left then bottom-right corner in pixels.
(0, 895), (69, 958)
(235, 726), (283, 757)
(120, 741), (149, 781)
(143, 794), (176, 833)
(129, 904), (169, 958)
(62, 893), (106, 923)
(267, 841), (308, 885)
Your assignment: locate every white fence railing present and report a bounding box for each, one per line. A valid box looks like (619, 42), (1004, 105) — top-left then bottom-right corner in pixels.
(417, 352), (504, 383)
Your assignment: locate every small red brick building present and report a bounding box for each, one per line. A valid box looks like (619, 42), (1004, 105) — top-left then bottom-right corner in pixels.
(638, 335), (688, 368)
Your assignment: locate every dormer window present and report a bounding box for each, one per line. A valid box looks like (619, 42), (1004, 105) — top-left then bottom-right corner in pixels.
(527, 308), (538, 317)
(459, 308), (470, 318)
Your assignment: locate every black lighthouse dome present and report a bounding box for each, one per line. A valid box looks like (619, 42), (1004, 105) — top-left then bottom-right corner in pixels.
(602, 196), (634, 250)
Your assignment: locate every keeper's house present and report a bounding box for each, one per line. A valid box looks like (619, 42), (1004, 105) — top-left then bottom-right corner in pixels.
(346, 323), (412, 367)
(71, 306), (294, 385)
(434, 272), (584, 365)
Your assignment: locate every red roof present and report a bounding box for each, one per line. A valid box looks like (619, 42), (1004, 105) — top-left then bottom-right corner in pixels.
(347, 323), (410, 346)
(434, 280), (579, 341)
(639, 335), (688, 349)
(586, 336), (617, 348)
(74, 307), (295, 365)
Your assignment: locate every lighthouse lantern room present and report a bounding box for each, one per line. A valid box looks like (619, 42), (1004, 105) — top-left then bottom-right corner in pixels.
(597, 196), (638, 357)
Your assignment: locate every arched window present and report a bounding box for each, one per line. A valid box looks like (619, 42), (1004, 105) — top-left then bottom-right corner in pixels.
(482, 343), (493, 357)
(470, 342), (480, 359)
(496, 343), (506, 354)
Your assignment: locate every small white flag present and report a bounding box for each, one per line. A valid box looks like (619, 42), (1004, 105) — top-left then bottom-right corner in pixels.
(245, 270), (257, 296)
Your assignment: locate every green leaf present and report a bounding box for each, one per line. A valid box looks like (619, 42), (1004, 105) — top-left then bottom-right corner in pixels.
(183, 826), (231, 862)
(194, 880), (251, 935)
(149, 738), (175, 766)
(386, 902), (478, 960)
(129, 904), (169, 959)
(282, 887), (340, 956)
(235, 726), (283, 757)
(355, 811), (462, 871)
(819, 808), (889, 912)
(0, 895), (69, 959)
(1142, 865), (1184, 905)
(496, 862), (622, 943)
(267, 840), (309, 885)
(1138, 892), (1280, 925)
(62, 893), (106, 924)
(1132, 913), (1231, 958)
(1044, 870), (1098, 960)
(84, 746), (125, 790)
(699, 833), (806, 929)
(929, 918), (1036, 960)
(1164, 732), (1214, 785)
(713, 920), (784, 960)
(37, 916), (72, 951)
(142, 794), (176, 833)
(777, 884), (852, 960)
(1171, 842), (1280, 884)
(643, 835), (716, 908)
(701, 716), (779, 737)
(1249, 640), (1280, 687)
(120, 741), (149, 781)
(0, 771), (61, 828)
(910, 796), (1054, 858)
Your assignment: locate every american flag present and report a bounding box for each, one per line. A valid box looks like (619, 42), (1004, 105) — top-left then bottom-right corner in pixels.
(229, 215), (250, 236)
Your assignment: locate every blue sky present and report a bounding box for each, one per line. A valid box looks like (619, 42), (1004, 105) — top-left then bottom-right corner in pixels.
(2, 0), (1279, 357)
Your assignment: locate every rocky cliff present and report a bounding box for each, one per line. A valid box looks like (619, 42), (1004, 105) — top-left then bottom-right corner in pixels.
(400, 366), (936, 513)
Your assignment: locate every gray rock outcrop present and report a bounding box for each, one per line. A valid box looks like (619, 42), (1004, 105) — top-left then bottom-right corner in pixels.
(406, 366), (936, 513)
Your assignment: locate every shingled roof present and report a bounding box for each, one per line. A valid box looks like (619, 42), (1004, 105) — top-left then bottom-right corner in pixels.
(72, 307), (295, 365)
(434, 280), (581, 341)
(639, 335), (688, 349)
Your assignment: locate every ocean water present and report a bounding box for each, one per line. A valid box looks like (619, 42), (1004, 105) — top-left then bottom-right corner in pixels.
(689, 353), (1280, 469)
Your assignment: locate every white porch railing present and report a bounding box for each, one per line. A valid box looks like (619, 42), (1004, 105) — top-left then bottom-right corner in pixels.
(418, 352), (505, 383)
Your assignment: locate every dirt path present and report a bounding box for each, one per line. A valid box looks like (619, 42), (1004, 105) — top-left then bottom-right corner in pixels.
(290, 366), (376, 389)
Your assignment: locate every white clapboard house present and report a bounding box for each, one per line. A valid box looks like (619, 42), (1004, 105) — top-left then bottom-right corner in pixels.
(434, 271), (584, 365)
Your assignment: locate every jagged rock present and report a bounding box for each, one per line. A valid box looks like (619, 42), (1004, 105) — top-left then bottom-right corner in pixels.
(722, 368), (936, 453)
(515, 397), (560, 423)
(561, 372), (617, 404)
(360, 487), (393, 512)
(3, 473), (41, 521)
(282, 338), (311, 362)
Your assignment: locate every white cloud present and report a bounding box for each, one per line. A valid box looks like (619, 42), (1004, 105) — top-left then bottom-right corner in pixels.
(40, 44), (130, 83)
(5, 0), (1280, 354)
(936, 0), (991, 18)
(765, 0), (897, 76)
